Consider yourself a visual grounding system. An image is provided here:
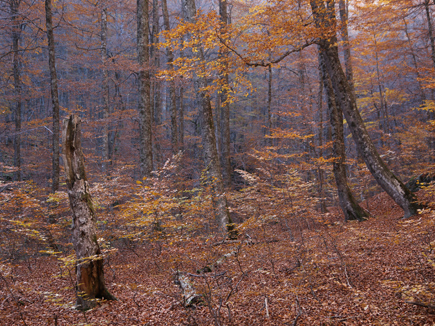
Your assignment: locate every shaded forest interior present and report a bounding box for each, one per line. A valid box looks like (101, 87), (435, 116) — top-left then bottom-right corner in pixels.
(2, 0), (435, 324)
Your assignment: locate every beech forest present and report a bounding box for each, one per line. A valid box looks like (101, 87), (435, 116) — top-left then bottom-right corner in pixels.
(2, 0), (435, 324)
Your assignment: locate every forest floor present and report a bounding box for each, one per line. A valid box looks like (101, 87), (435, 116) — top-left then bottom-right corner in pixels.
(2, 192), (435, 325)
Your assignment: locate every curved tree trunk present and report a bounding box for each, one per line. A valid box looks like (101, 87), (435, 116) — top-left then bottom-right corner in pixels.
(310, 0), (422, 219)
(62, 115), (116, 311)
(319, 50), (369, 221)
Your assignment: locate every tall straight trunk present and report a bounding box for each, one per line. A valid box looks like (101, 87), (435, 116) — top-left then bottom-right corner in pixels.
(137, 0), (153, 177)
(317, 66), (326, 213)
(266, 64), (272, 146)
(151, 0), (162, 166)
(179, 84), (185, 151)
(182, 0), (236, 238)
(11, 0), (21, 181)
(45, 0), (60, 192)
(62, 115), (116, 311)
(310, 0), (422, 218)
(319, 51), (368, 221)
(338, 0), (354, 93)
(101, 3), (109, 174)
(161, 0), (178, 154)
(219, 0), (231, 186)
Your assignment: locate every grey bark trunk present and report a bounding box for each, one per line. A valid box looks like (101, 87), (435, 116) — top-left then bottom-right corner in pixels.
(11, 0), (21, 181)
(424, 0), (435, 69)
(45, 0), (60, 192)
(62, 115), (116, 311)
(219, 0), (232, 186)
(338, 0), (354, 93)
(137, 0), (153, 176)
(182, 0), (236, 238)
(101, 4), (109, 174)
(319, 50), (369, 221)
(161, 0), (178, 154)
(310, 0), (422, 218)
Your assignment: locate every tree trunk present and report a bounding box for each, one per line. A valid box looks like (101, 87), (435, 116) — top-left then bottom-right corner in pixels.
(310, 0), (422, 218)
(424, 0), (435, 70)
(137, 0), (153, 177)
(45, 0), (60, 192)
(338, 0), (354, 93)
(11, 0), (21, 182)
(62, 115), (116, 311)
(182, 0), (236, 238)
(219, 0), (232, 186)
(101, 3), (109, 175)
(319, 50), (369, 221)
(161, 0), (178, 155)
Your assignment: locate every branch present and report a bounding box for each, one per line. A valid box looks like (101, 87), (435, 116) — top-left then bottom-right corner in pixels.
(216, 32), (314, 67)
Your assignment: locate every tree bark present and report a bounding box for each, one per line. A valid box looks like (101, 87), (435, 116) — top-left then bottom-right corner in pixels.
(424, 0), (435, 70)
(11, 0), (21, 182)
(101, 3), (109, 175)
(137, 0), (153, 177)
(45, 0), (60, 192)
(338, 0), (354, 93)
(310, 0), (422, 218)
(182, 0), (237, 238)
(62, 115), (116, 311)
(161, 0), (178, 155)
(319, 50), (369, 221)
(219, 0), (232, 186)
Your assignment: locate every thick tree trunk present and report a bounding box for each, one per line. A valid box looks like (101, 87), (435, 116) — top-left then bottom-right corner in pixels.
(161, 0), (178, 155)
(137, 0), (153, 177)
(101, 4), (109, 175)
(62, 115), (116, 311)
(219, 0), (232, 186)
(45, 0), (60, 192)
(319, 51), (369, 221)
(424, 0), (435, 70)
(11, 0), (21, 182)
(310, 0), (422, 218)
(182, 0), (236, 238)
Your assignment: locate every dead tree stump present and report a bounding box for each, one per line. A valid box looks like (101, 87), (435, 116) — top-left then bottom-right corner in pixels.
(62, 115), (116, 310)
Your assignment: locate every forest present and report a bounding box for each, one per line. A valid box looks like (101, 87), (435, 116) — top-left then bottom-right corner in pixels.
(1, 0), (435, 324)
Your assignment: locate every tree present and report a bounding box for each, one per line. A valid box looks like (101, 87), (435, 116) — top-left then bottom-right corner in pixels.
(319, 50), (369, 221)
(100, 0), (109, 175)
(62, 115), (116, 310)
(182, 0), (237, 238)
(45, 0), (60, 192)
(137, 0), (153, 177)
(310, 0), (422, 218)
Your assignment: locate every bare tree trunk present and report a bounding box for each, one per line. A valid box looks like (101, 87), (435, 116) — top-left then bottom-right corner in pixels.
(11, 0), (21, 181)
(310, 0), (422, 218)
(45, 0), (60, 192)
(338, 0), (354, 93)
(101, 3), (109, 174)
(319, 50), (369, 221)
(162, 0), (178, 155)
(219, 0), (231, 186)
(182, 0), (236, 238)
(62, 115), (116, 311)
(137, 0), (153, 176)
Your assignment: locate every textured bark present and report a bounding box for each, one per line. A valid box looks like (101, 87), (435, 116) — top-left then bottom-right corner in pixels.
(319, 50), (368, 221)
(310, 0), (422, 218)
(182, 0), (236, 238)
(45, 0), (60, 192)
(219, 0), (231, 186)
(62, 115), (116, 311)
(161, 0), (178, 154)
(11, 0), (21, 181)
(137, 0), (153, 176)
(101, 4), (109, 174)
